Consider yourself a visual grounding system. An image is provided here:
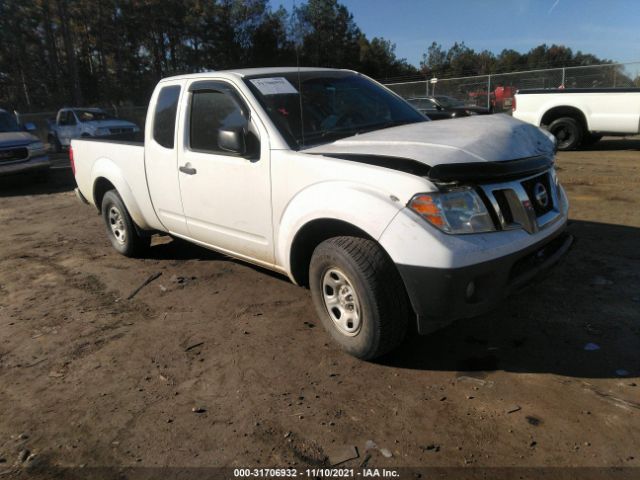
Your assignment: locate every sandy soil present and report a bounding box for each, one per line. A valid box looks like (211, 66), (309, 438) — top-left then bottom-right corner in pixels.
(0, 138), (639, 479)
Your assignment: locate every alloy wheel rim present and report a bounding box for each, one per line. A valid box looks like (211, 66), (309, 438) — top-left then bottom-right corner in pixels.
(321, 268), (362, 336)
(108, 206), (127, 245)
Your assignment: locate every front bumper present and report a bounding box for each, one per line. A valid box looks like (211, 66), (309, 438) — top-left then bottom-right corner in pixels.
(0, 154), (50, 176)
(396, 226), (573, 334)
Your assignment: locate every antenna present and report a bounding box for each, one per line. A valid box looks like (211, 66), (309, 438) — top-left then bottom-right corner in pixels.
(293, 0), (305, 147)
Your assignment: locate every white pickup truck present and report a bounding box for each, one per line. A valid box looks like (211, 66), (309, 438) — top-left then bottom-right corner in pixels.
(48, 107), (140, 152)
(513, 88), (640, 150)
(72, 67), (572, 359)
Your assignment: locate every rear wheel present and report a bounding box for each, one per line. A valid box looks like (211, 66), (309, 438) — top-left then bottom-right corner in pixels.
(309, 236), (409, 360)
(548, 117), (583, 150)
(101, 190), (150, 257)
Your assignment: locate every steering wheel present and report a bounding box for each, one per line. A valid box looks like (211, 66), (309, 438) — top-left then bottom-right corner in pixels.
(334, 110), (368, 127)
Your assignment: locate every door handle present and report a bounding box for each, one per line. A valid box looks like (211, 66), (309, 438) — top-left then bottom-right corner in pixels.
(179, 164), (197, 175)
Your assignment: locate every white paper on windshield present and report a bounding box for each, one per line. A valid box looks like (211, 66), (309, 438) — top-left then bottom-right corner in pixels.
(250, 77), (299, 95)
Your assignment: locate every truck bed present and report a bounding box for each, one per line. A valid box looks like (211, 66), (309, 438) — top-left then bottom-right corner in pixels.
(72, 136), (163, 232)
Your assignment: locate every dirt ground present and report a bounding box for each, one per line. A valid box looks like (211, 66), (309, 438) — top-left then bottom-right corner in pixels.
(0, 138), (639, 479)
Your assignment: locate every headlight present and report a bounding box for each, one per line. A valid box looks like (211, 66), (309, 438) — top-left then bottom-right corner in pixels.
(95, 127), (111, 136)
(28, 141), (46, 155)
(408, 188), (496, 234)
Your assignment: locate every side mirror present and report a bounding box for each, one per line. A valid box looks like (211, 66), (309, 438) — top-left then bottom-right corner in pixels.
(218, 127), (246, 155)
(23, 122), (36, 132)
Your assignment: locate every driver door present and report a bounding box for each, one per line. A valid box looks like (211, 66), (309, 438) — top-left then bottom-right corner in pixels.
(177, 80), (274, 265)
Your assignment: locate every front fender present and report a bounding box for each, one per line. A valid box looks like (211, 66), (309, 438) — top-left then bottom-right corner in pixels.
(276, 181), (403, 275)
(91, 157), (150, 230)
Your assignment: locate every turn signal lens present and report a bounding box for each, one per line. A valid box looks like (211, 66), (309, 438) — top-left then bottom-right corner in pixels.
(408, 195), (446, 227)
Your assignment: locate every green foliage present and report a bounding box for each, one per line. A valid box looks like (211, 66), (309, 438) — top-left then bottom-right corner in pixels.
(0, 0), (620, 110)
(420, 41), (613, 78)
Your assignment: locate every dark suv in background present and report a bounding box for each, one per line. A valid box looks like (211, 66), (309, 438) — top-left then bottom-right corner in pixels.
(0, 109), (49, 177)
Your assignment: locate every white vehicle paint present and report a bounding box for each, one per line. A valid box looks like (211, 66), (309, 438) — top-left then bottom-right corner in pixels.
(72, 67), (572, 359)
(513, 88), (640, 150)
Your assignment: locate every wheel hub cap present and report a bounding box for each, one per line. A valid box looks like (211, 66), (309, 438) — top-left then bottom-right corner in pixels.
(321, 268), (361, 336)
(108, 206), (127, 245)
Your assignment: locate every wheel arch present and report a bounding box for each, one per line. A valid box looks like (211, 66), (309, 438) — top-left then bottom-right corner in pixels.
(540, 105), (589, 131)
(93, 177), (116, 213)
(289, 218), (377, 287)
(91, 157), (150, 230)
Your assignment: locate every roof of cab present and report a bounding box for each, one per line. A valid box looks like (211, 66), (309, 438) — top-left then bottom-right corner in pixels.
(158, 67), (356, 83)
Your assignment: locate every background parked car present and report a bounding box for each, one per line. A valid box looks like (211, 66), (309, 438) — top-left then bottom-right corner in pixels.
(467, 85), (516, 112)
(0, 108), (49, 177)
(407, 96), (489, 120)
(47, 108), (140, 152)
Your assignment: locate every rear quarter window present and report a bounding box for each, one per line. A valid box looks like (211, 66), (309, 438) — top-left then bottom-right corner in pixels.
(153, 85), (181, 148)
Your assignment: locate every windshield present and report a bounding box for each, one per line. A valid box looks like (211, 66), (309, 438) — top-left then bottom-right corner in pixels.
(434, 96), (465, 108)
(74, 109), (115, 122)
(244, 72), (426, 149)
(0, 111), (20, 132)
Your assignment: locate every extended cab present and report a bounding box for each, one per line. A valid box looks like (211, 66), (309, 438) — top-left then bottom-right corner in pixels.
(72, 68), (572, 359)
(513, 88), (640, 150)
(48, 107), (140, 152)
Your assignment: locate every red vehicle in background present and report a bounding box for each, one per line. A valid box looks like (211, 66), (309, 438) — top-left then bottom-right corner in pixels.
(467, 85), (516, 113)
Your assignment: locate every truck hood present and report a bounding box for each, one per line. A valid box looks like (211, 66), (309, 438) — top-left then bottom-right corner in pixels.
(0, 131), (39, 148)
(304, 114), (554, 166)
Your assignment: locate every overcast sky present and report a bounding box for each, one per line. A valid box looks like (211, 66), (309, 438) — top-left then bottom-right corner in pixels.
(272, 0), (640, 66)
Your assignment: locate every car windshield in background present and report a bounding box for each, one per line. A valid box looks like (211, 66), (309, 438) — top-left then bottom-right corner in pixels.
(0, 112), (20, 132)
(74, 110), (115, 122)
(434, 96), (465, 108)
(244, 72), (426, 149)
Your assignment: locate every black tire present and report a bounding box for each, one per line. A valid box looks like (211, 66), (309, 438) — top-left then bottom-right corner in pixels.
(581, 133), (602, 147)
(48, 134), (61, 154)
(548, 117), (583, 150)
(309, 236), (409, 360)
(101, 190), (150, 257)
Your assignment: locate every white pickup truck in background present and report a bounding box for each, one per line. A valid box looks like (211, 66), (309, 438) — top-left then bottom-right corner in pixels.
(513, 88), (640, 150)
(72, 67), (572, 359)
(48, 107), (140, 152)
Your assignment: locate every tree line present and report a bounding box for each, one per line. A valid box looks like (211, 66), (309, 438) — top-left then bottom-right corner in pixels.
(0, 0), (623, 112)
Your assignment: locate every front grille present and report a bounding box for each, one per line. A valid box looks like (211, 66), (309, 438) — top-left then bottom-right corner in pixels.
(521, 173), (554, 216)
(479, 168), (562, 234)
(109, 127), (133, 134)
(0, 147), (28, 163)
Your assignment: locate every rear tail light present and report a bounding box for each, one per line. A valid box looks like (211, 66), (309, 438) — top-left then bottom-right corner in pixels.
(512, 95), (517, 112)
(69, 145), (75, 175)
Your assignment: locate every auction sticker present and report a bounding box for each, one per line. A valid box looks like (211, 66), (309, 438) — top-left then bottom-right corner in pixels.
(250, 77), (299, 95)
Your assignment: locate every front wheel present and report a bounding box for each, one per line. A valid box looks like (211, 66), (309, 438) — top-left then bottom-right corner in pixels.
(548, 117), (583, 150)
(101, 190), (150, 257)
(309, 236), (409, 360)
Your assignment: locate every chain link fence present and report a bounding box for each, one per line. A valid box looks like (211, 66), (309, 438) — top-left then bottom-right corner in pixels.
(386, 61), (640, 113)
(10, 62), (640, 142)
